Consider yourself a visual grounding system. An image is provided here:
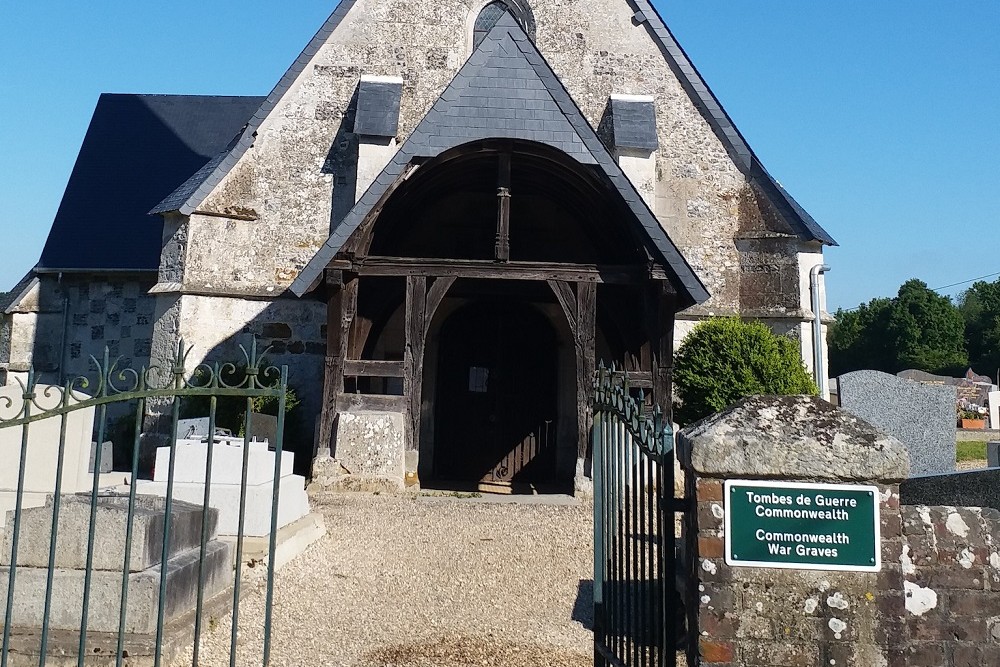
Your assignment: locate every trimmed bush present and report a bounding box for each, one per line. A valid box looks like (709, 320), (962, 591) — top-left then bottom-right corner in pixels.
(673, 318), (817, 425)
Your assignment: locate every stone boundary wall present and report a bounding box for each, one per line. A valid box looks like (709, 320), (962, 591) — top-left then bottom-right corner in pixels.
(893, 505), (1000, 665)
(680, 395), (1000, 667)
(690, 478), (902, 666)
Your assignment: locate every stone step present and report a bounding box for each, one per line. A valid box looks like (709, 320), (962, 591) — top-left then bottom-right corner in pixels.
(0, 539), (231, 635)
(2, 494), (219, 572)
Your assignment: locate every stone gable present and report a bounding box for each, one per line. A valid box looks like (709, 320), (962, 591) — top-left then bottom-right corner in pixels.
(177, 0), (810, 318)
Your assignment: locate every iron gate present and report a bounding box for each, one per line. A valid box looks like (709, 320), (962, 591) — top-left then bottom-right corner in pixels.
(592, 365), (680, 667)
(1, 340), (286, 667)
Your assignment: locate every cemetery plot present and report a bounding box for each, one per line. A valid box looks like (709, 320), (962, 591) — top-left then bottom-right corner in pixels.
(725, 479), (881, 572)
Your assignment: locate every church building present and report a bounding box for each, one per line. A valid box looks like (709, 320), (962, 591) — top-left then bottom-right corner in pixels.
(0, 1), (835, 491)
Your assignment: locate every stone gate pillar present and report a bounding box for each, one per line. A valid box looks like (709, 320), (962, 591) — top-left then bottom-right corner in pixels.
(678, 395), (910, 667)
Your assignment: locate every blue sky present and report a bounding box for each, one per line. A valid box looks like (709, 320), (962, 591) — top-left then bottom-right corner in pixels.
(1, 1), (997, 310)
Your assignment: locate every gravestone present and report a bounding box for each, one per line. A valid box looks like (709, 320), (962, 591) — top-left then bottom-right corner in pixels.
(135, 436), (309, 537)
(0, 383), (95, 528)
(838, 370), (955, 476)
(89, 440), (113, 473)
(989, 442), (1000, 468)
(247, 412), (279, 446)
(990, 391), (1000, 429)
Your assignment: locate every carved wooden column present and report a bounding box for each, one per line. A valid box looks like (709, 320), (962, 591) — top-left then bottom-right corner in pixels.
(495, 152), (511, 262)
(575, 282), (597, 461)
(316, 271), (357, 457)
(645, 281), (676, 421)
(404, 275), (427, 452)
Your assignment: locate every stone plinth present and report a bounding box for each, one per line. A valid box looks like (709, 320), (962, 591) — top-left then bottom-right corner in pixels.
(837, 370), (955, 476)
(136, 438), (309, 537)
(310, 411), (406, 492)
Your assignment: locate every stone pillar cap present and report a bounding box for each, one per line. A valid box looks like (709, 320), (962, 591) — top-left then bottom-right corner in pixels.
(678, 395), (910, 483)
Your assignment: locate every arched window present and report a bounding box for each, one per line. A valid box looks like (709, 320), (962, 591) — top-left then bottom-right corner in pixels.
(473, 0), (536, 47)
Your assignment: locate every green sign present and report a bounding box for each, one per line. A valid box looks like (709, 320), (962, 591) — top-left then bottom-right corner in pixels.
(725, 480), (881, 572)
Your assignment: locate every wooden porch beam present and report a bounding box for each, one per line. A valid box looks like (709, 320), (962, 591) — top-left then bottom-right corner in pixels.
(347, 256), (667, 284)
(342, 360), (405, 378)
(317, 275), (358, 457)
(404, 276), (428, 452)
(645, 281), (676, 421)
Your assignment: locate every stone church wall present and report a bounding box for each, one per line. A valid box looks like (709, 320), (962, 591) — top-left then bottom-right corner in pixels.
(1, 275), (156, 386)
(177, 0), (814, 325)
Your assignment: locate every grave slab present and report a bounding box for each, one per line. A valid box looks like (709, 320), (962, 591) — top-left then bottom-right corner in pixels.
(134, 475), (309, 537)
(2, 495), (217, 572)
(152, 438), (293, 486)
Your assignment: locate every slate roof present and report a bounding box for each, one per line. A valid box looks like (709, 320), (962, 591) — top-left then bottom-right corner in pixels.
(290, 13), (710, 306)
(152, 0), (834, 246)
(38, 94), (264, 273)
(0, 272), (35, 313)
(355, 77), (404, 137)
(609, 95), (659, 152)
(150, 0), (360, 216)
(630, 0), (836, 245)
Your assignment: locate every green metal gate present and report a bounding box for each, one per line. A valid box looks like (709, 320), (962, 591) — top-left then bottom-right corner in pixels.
(592, 364), (681, 667)
(1, 339), (286, 666)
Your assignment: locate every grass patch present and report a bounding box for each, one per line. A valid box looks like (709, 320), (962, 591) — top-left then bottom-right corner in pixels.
(957, 441), (987, 462)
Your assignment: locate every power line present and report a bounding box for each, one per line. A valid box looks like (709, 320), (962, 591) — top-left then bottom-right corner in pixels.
(930, 271), (1000, 293)
(837, 271), (1000, 313)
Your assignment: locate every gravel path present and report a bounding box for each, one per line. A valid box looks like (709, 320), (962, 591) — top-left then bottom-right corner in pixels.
(176, 493), (594, 666)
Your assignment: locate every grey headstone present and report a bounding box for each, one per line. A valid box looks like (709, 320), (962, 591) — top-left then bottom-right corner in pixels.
(900, 468), (1000, 513)
(838, 370), (956, 477)
(89, 440), (113, 473)
(989, 442), (1000, 468)
(247, 412), (278, 446)
(177, 417), (210, 439)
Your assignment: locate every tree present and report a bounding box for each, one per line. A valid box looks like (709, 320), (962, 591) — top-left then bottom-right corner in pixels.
(959, 278), (1000, 379)
(673, 318), (817, 425)
(828, 298), (893, 377)
(888, 279), (967, 374)
(829, 279), (967, 377)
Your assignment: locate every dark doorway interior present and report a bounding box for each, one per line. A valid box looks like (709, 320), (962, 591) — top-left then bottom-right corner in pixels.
(432, 299), (558, 487)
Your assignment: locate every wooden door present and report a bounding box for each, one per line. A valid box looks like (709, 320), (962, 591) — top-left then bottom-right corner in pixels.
(433, 300), (557, 484)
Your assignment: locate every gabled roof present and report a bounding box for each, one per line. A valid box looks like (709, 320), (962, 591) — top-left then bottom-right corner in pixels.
(152, 0), (834, 246)
(150, 0), (360, 216)
(1, 272), (36, 314)
(38, 94), (264, 273)
(630, 1), (836, 245)
(290, 13), (709, 306)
